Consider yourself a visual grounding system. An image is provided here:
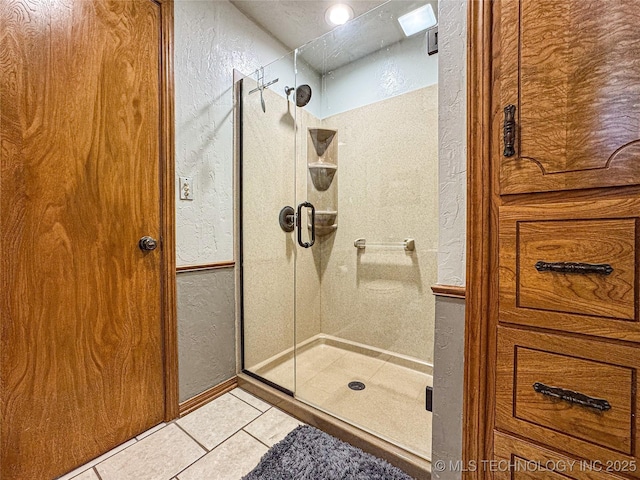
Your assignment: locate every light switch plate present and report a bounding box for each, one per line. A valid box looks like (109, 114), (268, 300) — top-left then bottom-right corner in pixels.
(179, 176), (194, 201)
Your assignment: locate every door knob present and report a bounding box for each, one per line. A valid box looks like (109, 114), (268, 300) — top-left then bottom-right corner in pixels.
(139, 236), (158, 251)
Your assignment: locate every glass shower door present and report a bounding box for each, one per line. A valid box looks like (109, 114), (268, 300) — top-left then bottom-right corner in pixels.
(240, 54), (298, 393)
(292, 2), (438, 460)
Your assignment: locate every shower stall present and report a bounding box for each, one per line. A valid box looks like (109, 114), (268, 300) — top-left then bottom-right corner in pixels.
(236, 1), (438, 461)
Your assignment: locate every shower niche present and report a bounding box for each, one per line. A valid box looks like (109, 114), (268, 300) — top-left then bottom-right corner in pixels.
(307, 128), (338, 236)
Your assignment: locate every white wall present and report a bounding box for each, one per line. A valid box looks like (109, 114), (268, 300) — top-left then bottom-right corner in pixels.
(175, 0), (321, 266)
(320, 35), (438, 118)
(436, 1), (466, 286)
(432, 1), (467, 479)
(174, 0), (323, 400)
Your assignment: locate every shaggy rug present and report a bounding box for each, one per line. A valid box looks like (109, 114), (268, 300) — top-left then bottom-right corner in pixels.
(243, 425), (414, 480)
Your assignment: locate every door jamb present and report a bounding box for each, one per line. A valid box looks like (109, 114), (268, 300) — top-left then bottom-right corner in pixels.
(464, 0), (493, 478)
(158, 0), (179, 421)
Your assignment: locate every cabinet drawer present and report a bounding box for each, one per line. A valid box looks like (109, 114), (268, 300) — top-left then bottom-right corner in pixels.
(519, 219), (634, 319)
(494, 432), (629, 480)
(499, 199), (640, 341)
(496, 327), (639, 464)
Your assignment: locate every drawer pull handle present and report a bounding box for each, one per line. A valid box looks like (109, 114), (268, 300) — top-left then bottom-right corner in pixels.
(533, 382), (611, 412)
(535, 261), (613, 276)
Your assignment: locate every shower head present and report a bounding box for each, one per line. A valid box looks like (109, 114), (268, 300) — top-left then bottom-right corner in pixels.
(285, 85), (313, 107)
(295, 85), (312, 107)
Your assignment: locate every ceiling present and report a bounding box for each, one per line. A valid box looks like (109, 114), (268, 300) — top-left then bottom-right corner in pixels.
(230, 0), (437, 72)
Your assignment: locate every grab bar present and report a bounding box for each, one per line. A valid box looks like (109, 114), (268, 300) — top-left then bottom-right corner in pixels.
(354, 238), (415, 251)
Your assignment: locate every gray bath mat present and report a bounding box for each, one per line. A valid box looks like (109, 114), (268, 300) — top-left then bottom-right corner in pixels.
(243, 425), (414, 480)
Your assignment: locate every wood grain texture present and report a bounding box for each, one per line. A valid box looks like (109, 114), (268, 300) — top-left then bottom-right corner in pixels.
(159, 0), (179, 423)
(494, 432), (628, 480)
(0, 1), (171, 478)
(178, 377), (238, 417)
(496, 326), (640, 471)
(514, 347), (632, 454)
(465, 0), (494, 478)
(431, 284), (466, 299)
(483, 0), (640, 478)
(497, 0), (640, 194)
(518, 219), (635, 319)
(499, 198), (640, 341)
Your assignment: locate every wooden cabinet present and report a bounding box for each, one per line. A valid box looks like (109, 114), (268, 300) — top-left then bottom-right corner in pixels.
(484, 0), (640, 478)
(495, 0), (640, 194)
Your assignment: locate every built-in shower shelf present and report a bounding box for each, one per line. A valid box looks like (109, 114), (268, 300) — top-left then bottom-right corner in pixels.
(308, 224), (338, 236)
(308, 210), (337, 236)
(308, 162), (337, 191)
(308, 128), (337, 156)
(309, 210), (337, 226)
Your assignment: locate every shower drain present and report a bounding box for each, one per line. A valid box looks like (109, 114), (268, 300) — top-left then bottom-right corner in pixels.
(348, 381), (366, 391)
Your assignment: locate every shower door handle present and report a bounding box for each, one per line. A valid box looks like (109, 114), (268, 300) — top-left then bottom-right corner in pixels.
(296, 201), (315, 248)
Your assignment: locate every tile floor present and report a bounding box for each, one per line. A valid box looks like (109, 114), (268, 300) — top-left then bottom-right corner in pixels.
(255, 342), (433, 459)
(57, 389), (303, 480)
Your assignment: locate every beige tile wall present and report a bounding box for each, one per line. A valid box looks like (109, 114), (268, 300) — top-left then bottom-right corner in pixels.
(318, 85), (438, 363)
(242, 82), (437, 376)
(241, 79), (322, 387)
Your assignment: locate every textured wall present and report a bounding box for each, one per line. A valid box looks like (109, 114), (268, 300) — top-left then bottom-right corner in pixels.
(319, 86), (438, 363)
(174, 0), (308, 402)
(432, 297), (466, 480)
(177, 269), (236, 402)
(432, 0), (468, 478)
(437, 1), (467, 287)
(175, 0), (293, 266)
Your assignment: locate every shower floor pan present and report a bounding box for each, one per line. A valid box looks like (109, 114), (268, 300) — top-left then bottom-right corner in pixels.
(248, 334), (433, 461)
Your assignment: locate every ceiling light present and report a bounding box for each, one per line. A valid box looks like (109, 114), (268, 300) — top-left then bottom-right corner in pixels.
(325, 4), (354, 26)
(398, 4), (437, 37)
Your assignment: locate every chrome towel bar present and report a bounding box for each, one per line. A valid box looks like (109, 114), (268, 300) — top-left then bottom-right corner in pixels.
(354, 238), (415, 251)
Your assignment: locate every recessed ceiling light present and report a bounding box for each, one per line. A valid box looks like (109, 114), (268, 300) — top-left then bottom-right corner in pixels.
(398, 3), (437, 37)
(325, 4), (354, 27)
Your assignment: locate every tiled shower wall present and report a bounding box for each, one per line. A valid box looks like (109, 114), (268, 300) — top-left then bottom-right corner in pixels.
(319, 85), (439, 363)
(241, 84), (438, 369)
(240, 82), (323, 372)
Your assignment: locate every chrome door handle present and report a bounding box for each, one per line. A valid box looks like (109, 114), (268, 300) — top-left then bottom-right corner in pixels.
(139, 236), (158, 251)
(296, 202), (315, 248)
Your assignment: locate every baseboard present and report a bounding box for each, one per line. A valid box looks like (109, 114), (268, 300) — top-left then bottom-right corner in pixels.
(178, 377), (238, 417)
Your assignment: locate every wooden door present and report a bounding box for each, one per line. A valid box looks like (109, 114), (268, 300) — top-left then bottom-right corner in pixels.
(496, 0), (640, 194)
(0, 1), (172, 478)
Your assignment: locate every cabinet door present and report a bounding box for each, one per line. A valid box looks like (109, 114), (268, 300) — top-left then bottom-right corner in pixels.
(496, 0), (640, 194)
